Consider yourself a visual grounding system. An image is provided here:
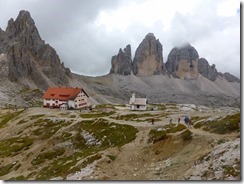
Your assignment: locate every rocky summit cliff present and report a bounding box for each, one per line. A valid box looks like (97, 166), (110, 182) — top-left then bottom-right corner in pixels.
(132, 33), (165, 76)
(165, 44), (199, 79)
(0, 10), (72, 90)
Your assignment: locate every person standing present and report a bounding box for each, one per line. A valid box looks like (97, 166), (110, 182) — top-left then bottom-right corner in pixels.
(169, 118), (173, 125)
(178, 117), (181, 124)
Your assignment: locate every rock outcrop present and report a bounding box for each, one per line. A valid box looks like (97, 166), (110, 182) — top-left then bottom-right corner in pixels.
(198, 58), (218, 81)
(165, 44), (199, 79)
(0, 10), (72, 90)
(221, 72), (240, 83)
(132, 33), (165, 76)
(109, 45), (132, 75)
(198, 58), (240, 82)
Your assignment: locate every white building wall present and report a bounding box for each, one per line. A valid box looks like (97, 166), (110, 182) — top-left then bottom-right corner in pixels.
(130, 104), (146, 111)
(68, 100), (75, 108)
(43, 99), (68, 107)
(74, 92), (89, 109)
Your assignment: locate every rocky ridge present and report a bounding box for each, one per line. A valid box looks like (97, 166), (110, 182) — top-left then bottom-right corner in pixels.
(109, 35), (239, 83)
(110, 33), (166, 76)
(0, 10), (240, 108)
(0, 10), (72, 90)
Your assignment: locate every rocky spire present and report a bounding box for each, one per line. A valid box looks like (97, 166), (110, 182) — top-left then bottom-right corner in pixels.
(165, 44), (199, 79)
(0, 10), (72, 89)
(198, 58), (218, 81)
(110, 45), (132, 75)
(132, 33), (165, 76)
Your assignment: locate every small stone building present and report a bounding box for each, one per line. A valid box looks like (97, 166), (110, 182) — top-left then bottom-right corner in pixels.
(129, 93), (147, 111)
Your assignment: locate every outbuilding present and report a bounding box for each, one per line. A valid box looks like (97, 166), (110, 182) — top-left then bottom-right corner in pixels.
(129, 93), (147, 111)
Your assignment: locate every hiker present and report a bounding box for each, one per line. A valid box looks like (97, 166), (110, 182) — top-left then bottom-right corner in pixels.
(184, 116), (189, 125)
(169, 118), (173, 125)
(178, 117), (181, 124)
(151, 117), (155, 125)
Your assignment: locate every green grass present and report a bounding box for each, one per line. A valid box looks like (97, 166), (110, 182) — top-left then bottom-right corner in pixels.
(163, 124), (186, 133)
(31, 148), (65, 166)
(9, 175), (28, 180)
(149, 104), (166, 111)
(0, 162), (20, 176)
(16, 119), (28, 125)
(0, 110), (24, 128)
(32, 119), (72, 139)
(223, 164), (240, 178)
(80, 111), (115, 118)
(80, 153), (102, 168)
(148, 129), (167, 143)
(32, 118), (137, 180)
(113, 113), (154, 121)
(95, 104), (115, 109)
(106, 154), (116, 161)
(165, 103), (178, 110)
(30, 114), (45, 120)
(180, 129), (192, 141)
(194, 113), (240, 134)
(0, 136), (33, 157)
(148, 124), (186, 143)
(76, 118), (138, 148)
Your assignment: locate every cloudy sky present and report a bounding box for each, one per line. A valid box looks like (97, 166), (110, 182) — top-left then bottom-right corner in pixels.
(0, 0), (240, 77)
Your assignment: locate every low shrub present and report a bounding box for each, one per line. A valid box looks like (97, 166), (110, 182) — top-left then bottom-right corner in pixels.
(0, 110), (24, 128)
(195, 113), (240, 134)
(0, 137), (33, 157)
(164, 124), (186, 133)
(148, 129), (167, 143)
(180, 129), (192, 141)
(31, 148), (65, 166)
(107, 154), (116, 161)
(0, 163), (16, 176)
(113, 113), (154, 121)
(80, 111), (115, 118)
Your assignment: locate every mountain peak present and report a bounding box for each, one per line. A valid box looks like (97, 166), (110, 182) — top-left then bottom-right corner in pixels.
(6, 10), (42, 43)
(165, 44), (199, 79)
(132, 33), (164, 76)
(0, 10), (72, 90)
(110, 44), (132, 75)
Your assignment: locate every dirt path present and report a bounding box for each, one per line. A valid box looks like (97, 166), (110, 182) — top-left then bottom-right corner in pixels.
(80, 121), (239, 180)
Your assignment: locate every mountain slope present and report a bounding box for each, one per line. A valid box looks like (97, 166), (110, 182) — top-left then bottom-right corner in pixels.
(74, 73), (240, 107)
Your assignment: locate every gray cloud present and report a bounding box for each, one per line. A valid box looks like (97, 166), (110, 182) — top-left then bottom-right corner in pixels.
(0, 0), (240, 78)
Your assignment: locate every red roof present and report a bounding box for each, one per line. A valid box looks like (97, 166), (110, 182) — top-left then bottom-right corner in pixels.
(42, 87), (82, 100)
